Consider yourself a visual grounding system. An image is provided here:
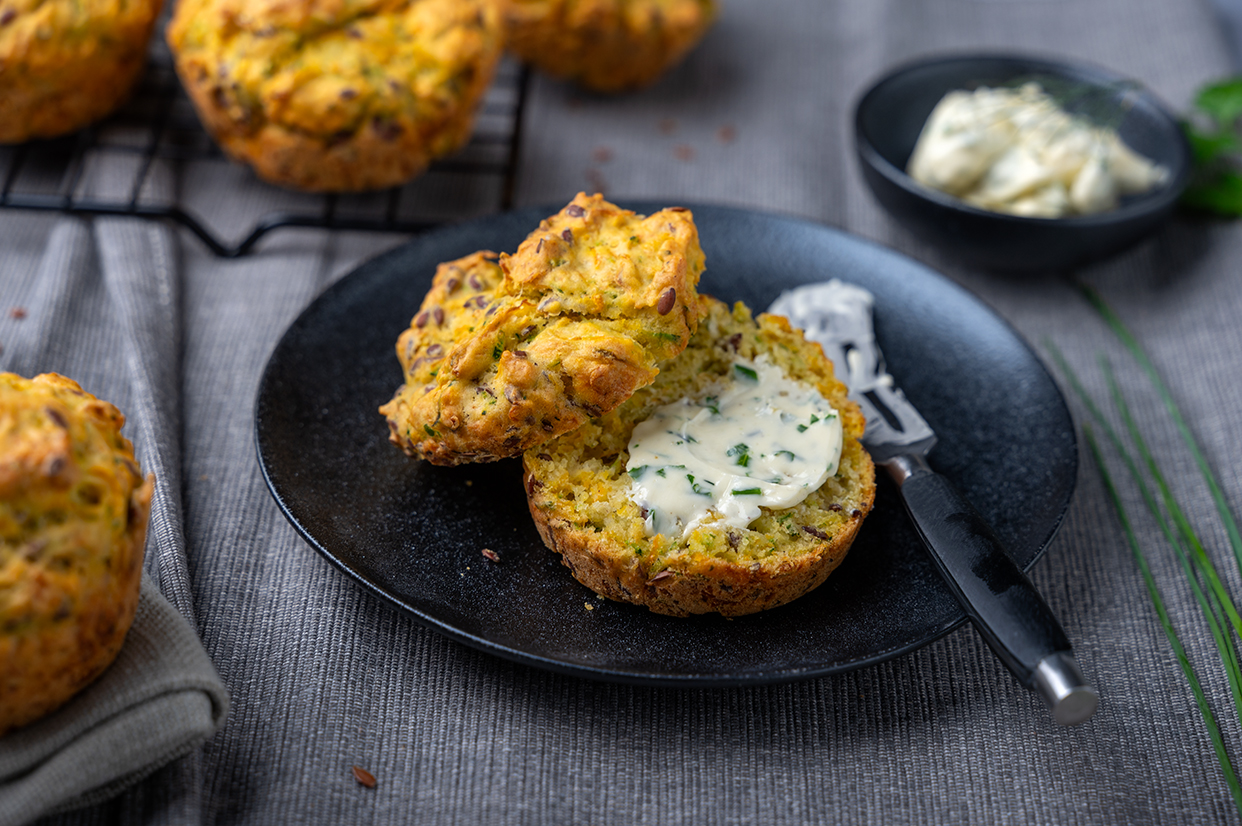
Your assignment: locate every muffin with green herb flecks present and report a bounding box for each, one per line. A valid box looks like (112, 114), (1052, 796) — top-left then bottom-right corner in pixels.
(167, 0), (504, 191)
(522, 297), (875, 617)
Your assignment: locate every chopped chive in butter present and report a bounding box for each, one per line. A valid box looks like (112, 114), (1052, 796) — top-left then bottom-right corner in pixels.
(626, 354), (843, 539)
(733, 364), (759, 381)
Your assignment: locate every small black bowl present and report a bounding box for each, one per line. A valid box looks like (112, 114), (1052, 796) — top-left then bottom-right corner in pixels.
(854, 53), (1192, 272)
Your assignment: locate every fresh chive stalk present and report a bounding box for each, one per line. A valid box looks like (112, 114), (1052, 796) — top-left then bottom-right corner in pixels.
(1084, 426), (1242, 817)
(1100, 357), (1242, 646)
(1080, 284), (1242, 579)
(1103, 356), (1242, 730)
(1044, 285), (1242, 817)
(1048, 343), (1242, 730)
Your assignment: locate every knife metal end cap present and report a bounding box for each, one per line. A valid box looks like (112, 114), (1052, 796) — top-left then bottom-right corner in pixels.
(1034, 652), (1099, 725)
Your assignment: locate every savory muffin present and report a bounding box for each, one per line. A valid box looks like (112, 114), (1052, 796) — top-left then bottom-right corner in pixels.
(380, 192), (706, 465)
(0, 373), (154, 735)
(166, 0), (505, 192)
(0, 0), (164, 143)
(501, 0), (716, 92)
(523, 298), (875, 617)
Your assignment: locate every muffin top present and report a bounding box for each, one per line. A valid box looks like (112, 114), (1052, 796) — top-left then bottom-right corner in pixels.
(0, 0), (160, 60)
(166, 0), (503, 145)
(501, 0), (717, 91)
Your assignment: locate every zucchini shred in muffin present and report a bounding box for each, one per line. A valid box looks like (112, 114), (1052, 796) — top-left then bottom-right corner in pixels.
(501, 0), (716, 92)
(0, 0), (164, 143)
(380, 193), (706, 465)
(523, 298), (876, 617)
(166, 0), (504, 191)
(0, 373), (154, 736)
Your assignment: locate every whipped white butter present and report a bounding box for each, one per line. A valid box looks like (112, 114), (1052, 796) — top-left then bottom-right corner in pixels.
(769, 279), (935, 447)
(907, 82), (1168, 217)
(625, 355), (843, 539)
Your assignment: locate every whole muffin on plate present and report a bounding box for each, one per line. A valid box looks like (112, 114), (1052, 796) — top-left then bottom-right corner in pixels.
(0, 0), (164, 143)
(379, 192), (706, 465)
(0, 373), (154, 736)
(502, 0), (716, 92)
(166, 0), (505, 192)
(523, 297), (876, 617)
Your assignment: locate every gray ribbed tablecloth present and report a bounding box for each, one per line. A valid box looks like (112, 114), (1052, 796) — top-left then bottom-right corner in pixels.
(3, 0), (1242, 822)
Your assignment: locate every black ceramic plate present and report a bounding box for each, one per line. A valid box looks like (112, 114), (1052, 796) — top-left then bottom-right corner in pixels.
(255, 203), (1077, 686)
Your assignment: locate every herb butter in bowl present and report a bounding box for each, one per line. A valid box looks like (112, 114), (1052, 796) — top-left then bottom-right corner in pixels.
(854, 54), (1191, 272)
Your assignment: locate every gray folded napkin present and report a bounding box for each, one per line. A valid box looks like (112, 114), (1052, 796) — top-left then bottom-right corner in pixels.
(0, 575), (229, 826)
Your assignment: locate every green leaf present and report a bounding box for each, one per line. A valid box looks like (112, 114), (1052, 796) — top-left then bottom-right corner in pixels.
(1184, 123), (1240, 165)
(1196, 78), (1242, 126)
(1181, 76), (1242, 217)
(1183, 170), (1242, 216)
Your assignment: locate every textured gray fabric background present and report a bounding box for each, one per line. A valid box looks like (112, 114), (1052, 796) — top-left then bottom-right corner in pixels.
(1, 0), (1240, 822)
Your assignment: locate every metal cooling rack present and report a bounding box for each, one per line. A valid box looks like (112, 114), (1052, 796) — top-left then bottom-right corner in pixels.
(0, 44), (529, 257)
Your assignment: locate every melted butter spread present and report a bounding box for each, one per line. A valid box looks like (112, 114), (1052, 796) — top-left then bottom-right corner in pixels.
(625, 355), (843, 539)
(907, 82), (1168, 217)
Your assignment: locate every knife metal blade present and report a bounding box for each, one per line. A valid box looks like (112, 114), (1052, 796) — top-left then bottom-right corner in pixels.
(770, 280), (1098, 725)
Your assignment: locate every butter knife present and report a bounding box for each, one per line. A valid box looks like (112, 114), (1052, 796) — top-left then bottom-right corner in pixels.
(770, 281), (1098, 725)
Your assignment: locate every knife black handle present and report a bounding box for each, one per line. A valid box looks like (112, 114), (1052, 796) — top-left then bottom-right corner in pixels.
(891, 456), (1098, 724)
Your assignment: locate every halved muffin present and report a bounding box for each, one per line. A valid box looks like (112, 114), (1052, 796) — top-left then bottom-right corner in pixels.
(380, 193), (706, 464)
(522, 297), (875, 617)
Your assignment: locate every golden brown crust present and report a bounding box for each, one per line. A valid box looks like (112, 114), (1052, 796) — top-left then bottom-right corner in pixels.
(166, 0), (504, 191)
(0, 373), (152, 736)
(379, 193), (706, 464)
(0, 0), (164, 143)
(501, 0), (716, 92)
(523, 298), (876, 617)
